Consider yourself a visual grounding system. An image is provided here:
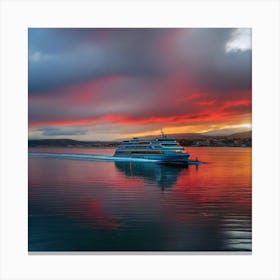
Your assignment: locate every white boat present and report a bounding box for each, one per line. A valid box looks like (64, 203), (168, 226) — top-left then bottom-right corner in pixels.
(114, 131), (190, 164)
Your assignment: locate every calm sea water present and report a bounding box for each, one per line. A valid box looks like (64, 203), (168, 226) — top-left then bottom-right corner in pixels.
(28, 147), (251, 252)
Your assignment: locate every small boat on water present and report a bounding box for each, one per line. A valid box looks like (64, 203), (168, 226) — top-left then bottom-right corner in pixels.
(113, 131), (190, 164)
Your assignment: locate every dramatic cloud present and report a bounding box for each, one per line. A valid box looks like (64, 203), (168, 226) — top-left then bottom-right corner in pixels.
(28, 28), (252, 140)
(226, 28), (252, 53)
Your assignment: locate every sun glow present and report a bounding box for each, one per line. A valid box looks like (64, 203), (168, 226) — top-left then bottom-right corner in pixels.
(121, 122), (252, 139)
(239, 123), (252, 129)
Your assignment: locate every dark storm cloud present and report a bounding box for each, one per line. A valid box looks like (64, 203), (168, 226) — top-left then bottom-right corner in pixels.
(174, 28), (251, 94)
(196, 50), (252, 93)
(29, 28), (251, 97)
(28, 28), (252, 139)
(28, 28), (169, 93)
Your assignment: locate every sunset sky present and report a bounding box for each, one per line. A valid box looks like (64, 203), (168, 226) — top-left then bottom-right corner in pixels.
(28, 28), (252, 140)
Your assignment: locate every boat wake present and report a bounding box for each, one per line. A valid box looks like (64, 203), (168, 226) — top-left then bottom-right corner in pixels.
(28, 152), (160, 163)
(29, 152), (204, 165)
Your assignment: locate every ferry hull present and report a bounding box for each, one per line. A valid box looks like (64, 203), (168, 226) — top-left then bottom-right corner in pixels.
(113, 153), (190, 164)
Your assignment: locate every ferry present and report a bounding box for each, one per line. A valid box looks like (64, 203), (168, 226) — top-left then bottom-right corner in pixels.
(114, 131), (190, 164)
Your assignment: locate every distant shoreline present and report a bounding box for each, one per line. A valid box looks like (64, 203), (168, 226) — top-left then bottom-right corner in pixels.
(28, 137), (252, 148)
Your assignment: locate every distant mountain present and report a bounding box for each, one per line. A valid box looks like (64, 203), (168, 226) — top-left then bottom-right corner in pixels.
(119, 130), (252, 141)
(28, 139), (120, 147)
(228, 131), (252, 138)
(202, 127), (251, 136)
(126, 133), (208, 141)
(28, 130), (252, 147)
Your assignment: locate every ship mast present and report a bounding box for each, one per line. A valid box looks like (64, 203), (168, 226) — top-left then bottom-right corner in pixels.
(160, 129), (166, 138)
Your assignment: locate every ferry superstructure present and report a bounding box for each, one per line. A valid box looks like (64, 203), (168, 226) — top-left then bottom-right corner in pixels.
(114, 132), (190, 164)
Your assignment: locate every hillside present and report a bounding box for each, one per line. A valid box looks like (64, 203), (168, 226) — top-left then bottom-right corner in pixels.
(28, 130), (252, 147)
(28, 139), (119, 147)
(120, 130), (252, 141)
(228, 131), (252, 138)
(125, 133), (208, 141)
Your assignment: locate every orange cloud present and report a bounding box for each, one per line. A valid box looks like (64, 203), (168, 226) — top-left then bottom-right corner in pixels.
(29, 107), (250, 128)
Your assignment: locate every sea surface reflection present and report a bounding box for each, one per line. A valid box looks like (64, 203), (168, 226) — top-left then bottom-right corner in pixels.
(115, 161), (186, 190)
(28, 147), (251, 252)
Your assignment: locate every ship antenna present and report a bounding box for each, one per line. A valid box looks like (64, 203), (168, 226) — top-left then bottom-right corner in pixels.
(160, 129), (166, 138)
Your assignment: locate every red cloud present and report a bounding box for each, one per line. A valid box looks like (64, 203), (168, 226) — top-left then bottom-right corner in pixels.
(29, 107), (250, 128)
